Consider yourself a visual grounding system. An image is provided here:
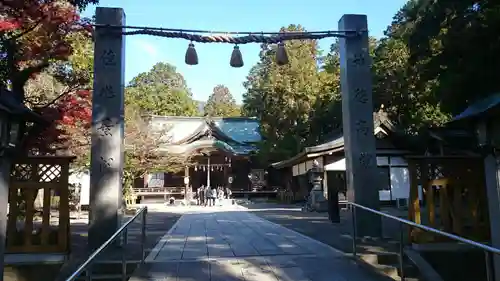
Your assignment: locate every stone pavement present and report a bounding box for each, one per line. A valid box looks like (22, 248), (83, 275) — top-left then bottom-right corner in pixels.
(130, 205), (385, 281)
(243, 203), (404, 254)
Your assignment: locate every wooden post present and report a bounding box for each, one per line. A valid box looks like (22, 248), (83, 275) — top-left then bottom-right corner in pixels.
(426, 183), (435, 227)
(408, 160), (421, 242)
(59, 162), (70, 251)
(184, 166), (189, 201)
(224, 164), (228, 189)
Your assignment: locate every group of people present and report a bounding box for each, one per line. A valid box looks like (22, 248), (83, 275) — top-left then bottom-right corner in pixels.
(195, 185), (232, 207)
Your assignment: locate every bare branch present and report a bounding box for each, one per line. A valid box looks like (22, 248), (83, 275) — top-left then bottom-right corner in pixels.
(9, 20), (43, 41)
(124, 108), (186, 176)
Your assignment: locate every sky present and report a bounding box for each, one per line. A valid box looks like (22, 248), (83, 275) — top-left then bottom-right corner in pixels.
(83, 0), (408, 104)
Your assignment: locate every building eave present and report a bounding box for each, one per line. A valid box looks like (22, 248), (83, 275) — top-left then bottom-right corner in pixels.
(271, 115), (406, 170)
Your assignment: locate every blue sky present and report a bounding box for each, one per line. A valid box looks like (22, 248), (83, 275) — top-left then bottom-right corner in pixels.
(83, 0), (407, 104)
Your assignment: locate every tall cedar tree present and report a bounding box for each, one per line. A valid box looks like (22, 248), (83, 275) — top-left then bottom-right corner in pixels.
(125, 62), (198, 116)
(242, 25), (320, 163)
(204, 84), (240, 117)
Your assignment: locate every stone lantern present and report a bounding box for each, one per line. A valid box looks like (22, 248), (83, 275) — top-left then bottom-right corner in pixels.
(0, 93), (43, 155)
(307, 160), (327, 212)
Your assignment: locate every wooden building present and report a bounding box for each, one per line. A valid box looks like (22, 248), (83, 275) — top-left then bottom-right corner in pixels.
(136, 116), (266, 199)
(404, 94), (499, 245)
(270, 112), (414, 205)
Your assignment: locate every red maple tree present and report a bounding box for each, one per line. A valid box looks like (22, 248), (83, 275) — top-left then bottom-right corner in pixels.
(27, 89), (92, 156)
(0, 0), (93, 95)
(0, 0), (97, 158)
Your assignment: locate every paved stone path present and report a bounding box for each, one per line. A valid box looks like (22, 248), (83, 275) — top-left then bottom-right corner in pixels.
(130, 206), (384, 281)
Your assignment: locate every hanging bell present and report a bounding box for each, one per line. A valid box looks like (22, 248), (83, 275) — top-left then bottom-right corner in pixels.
(185, 42), (199, 65)
(276, 42), (289, 65)
(230, 45), (244, 68)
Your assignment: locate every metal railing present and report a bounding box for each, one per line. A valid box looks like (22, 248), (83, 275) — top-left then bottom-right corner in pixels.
(65, 206), (148, 281)
(348, 202), (500, 281)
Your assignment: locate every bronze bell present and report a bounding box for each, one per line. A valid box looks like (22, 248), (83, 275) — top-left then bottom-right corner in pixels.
(276, 42), (289, 65)
(185, 42), (199, 65)
(230, 45), (244, 68)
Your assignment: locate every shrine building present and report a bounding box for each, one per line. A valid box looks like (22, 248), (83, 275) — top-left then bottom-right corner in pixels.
(134, 116), (269, 200)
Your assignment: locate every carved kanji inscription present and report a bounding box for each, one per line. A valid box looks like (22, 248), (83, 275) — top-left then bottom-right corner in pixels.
(350, 53), (366, 67)
(99, 85), (116, 99)
(354, 88), (368, 104)
(100, 49), (116, 67)
(355, 119), (369, 136)
(358, 152), (374, 169)
(99, 156), (114, 172)
(97, 118), (114, 137)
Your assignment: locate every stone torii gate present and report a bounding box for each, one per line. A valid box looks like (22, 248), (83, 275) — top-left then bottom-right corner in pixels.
(88, 7), (381, 249)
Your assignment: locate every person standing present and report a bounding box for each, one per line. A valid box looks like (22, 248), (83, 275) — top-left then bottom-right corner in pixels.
(204, 186), (210, 206)
(196, 186), (201, 205)
(199, 185), (205, 206)
(217, 187), (224, 205)
(210, 187), (217, 206)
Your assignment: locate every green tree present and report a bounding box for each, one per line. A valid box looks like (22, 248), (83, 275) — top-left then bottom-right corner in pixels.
(407, 0), (500, 116)
(129, 62), (191, 93)
(126, 85), (198, 116)
(125, 62), (198, 116)
(204, 85), (240, 117)
(369, 1), (452, 132)
(368, 0), (500, 133)
(308, 40), (343, 144)
(242, 24), (321, 163)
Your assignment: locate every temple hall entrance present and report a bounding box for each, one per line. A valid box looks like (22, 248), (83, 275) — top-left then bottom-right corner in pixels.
(188, 146), (236, 192)
(191, 165), (227, 190)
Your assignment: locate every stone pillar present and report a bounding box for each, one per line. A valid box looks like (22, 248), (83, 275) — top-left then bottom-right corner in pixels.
(89, 7), (126, 250)
(0, 159), (10, 281)
(483, 154), (500, 281)
(338, 14), (381, 237)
